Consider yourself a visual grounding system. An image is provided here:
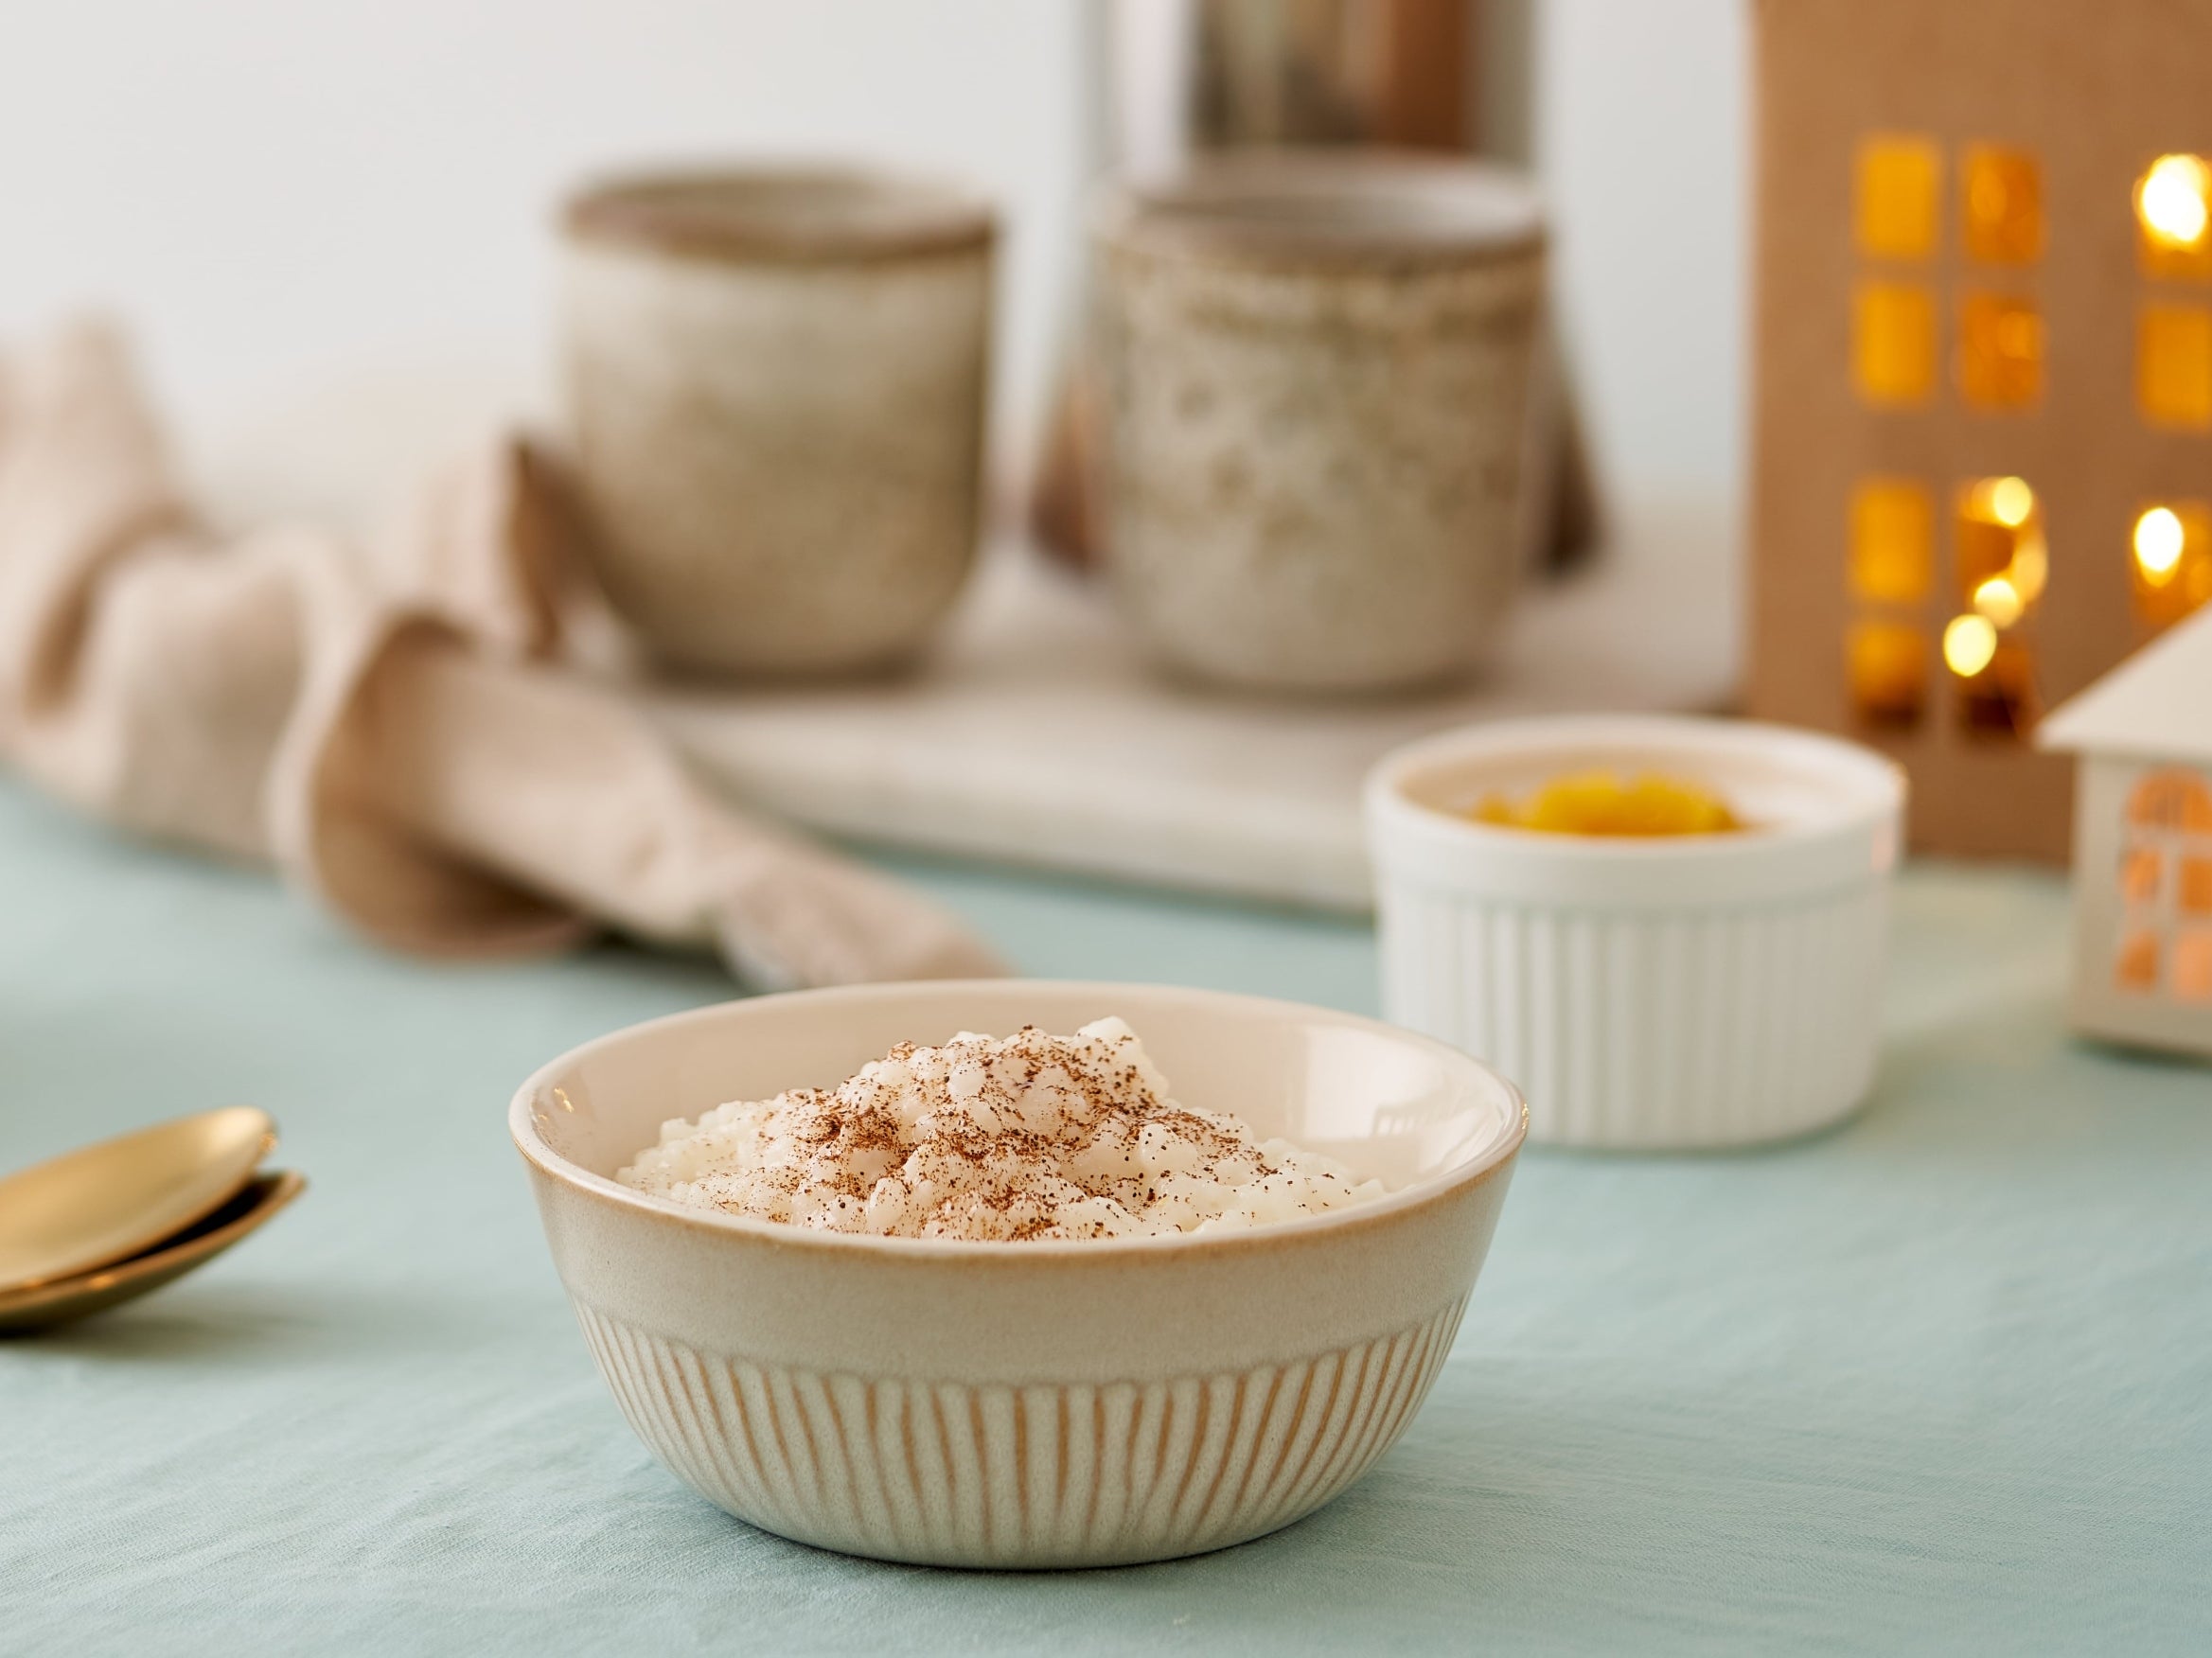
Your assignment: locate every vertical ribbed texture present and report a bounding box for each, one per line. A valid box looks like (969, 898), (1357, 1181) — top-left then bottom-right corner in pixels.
(1380, 881), (1885, 1148)
(575, 1295), (1468, 1568)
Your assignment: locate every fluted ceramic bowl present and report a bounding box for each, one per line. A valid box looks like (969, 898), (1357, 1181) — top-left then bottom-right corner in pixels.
(1367, 714), (1905, 1149)
(511, 980), (1526, 1568)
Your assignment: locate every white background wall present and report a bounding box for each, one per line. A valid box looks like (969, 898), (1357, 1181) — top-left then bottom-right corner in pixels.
(1534, 0), (1745, 512)
(0, 0), (1746, 525)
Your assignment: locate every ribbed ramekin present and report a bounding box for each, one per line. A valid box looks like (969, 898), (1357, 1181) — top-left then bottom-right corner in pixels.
(511, 980), (1527, 1567)
(1365, 716), (1904, 1150)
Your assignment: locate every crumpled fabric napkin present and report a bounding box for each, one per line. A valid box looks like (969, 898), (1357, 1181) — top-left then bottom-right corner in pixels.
(0, 321), (1004, 988)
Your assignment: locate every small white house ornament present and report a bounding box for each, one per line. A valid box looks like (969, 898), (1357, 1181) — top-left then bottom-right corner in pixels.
(2040, 607), (2212, 1057)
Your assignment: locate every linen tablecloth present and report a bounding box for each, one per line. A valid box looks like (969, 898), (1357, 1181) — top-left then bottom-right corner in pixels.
(2, 778), (2206, 1654)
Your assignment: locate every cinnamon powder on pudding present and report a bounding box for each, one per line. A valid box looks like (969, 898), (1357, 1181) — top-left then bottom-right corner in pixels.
(617, 1018), (1385, 1242)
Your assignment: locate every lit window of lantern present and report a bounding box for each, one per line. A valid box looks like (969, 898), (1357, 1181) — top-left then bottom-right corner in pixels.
(2131, 503), (2212, 627)
(2006, 525), (2047, 606)
(1853, 281), (1937, 405)
(1957, 292), (2043, 408)
(1947, 618), (2035, 737)
(2128, 769), (2212, 831)
(2136, 304), (2212, 428)
(2175, 930), (2212, 1003)
(2180, 855), (2212, 916)
(1856, 136), (1940, 261)
(2115, 928), (2162, 992)
(1849, 479), (1933, 603)
(2136, 153), (2212, 281)
(1962, 146), (2043, 265)
(1847, 620), (1927, 730)
(1955, 476), (2044, 628)
(2120, 847), (2164, 906)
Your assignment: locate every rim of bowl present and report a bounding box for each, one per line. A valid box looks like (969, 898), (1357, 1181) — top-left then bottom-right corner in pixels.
(509, 979), (1528, 1262)
(564, 163), (996, 264)
(1092, 150), (1545, 272)
(1365, 714), (1907, 865)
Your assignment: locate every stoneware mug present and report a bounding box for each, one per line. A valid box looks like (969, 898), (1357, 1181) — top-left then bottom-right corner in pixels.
(561, 166), (996, 677)
(1090, 151), (1546, 695)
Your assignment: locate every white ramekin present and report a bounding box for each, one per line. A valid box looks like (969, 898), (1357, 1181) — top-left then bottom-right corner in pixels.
(1364, 715), (1905, 1149)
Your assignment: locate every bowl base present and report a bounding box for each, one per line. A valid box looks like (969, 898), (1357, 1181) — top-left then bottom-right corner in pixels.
(575, 1295), (1467, 1571)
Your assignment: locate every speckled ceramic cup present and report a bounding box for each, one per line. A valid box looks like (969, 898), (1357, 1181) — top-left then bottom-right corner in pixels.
(561, 167), (995, 677)
(511, 980), (1526, 1568)
(1090, 152), (1546, 694)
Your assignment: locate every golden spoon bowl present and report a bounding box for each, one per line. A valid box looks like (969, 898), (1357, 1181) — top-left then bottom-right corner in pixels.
(0, 1171), (306, 1335)
(0, 1106), (274, 1293)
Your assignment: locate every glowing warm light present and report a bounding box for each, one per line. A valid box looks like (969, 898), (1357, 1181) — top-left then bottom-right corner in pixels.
(1943, 613), (1998, 678)
(2176, 931), (2212, 1004)
(1856, 136), (1940, 261)
(2130, 769), (2212, 831)
(1958, 294), (2043, 409)
(2138, 155), (2212, 248)
(2131, 503), (2212, 626)
(1962, 147), (2043, 265)
(2121, 848), (2164, 906)
(1847, 621), (1927, 729)
(1854, 282), (1938, 405)
(1973, 576), (2025, 627)
(2182, 855), (2212, 917)
(2137, 305), (2212, 428)
(1988, 476), (2035, 527)
(2115, 928), (2150, 995)
(2135, 506), (2186, 582)
(1955, 480), (2043, 622)
(2115, 929), (2161, 992)
(2008, 535), (2048, 604)
(1849, 479), (1933, 604)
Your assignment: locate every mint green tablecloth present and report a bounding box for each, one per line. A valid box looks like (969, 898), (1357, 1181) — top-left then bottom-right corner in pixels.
(2, 777), (2207, 1655)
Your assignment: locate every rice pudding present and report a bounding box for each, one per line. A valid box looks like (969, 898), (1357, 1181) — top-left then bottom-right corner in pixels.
(616, 1018), (1384, 1242)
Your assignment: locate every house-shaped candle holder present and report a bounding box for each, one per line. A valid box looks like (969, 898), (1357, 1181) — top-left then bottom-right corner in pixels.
(2041, 608), (2212, 1058)
(1748, 0), (2212, 860)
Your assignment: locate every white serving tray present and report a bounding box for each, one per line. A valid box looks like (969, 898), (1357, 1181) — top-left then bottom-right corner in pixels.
(653, 509), (1738, 912)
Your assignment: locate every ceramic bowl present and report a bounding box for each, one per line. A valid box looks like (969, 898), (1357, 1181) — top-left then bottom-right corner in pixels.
(1366, 715), (1905, 1149)
(510, 980), (1525, 1568)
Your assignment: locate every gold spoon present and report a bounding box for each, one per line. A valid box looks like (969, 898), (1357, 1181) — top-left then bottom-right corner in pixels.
(0, 1106), (274, 1293)
(0, 1170), (306, 1335)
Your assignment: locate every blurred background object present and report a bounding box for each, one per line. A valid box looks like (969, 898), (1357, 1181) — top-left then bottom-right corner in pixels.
(1088, 150), (1546, 691)
(0, 0), (1750, 907)
(0, 322), (1005, 988)
(0, 2), (1087, 534)
(0, 0), (1743, 564)
(1184, 0), (1474, 149)
(1034, 0), (1600, 575)
(1747, 0), (2212, 863)
(2040, 609), (2212, 1055)
(561, 167), (995, 678)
